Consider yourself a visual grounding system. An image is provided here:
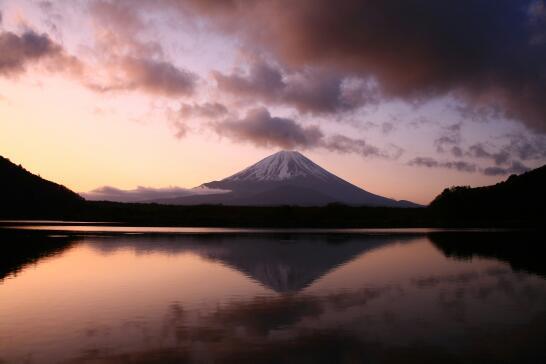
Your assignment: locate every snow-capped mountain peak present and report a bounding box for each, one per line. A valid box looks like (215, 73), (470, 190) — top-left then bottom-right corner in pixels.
(224, 150), (332, 182)
(155, 150), (420, 207)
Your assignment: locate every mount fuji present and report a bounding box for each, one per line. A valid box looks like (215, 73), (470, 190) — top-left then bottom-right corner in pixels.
(154, 151), (420, 207)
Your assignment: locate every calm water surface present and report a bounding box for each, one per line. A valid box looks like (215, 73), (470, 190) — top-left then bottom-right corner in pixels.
(0, 227), (545, 363)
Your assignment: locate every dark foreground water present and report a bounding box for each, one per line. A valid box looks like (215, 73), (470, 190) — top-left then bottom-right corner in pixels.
(0, 227), (545, 363)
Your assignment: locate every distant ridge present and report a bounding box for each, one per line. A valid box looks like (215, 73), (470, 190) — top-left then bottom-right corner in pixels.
(154, 150), (420, 207)
(0, 155), (84, 217)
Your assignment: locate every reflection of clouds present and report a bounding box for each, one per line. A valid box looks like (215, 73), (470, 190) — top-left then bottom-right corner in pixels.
(162, 302), (186, 344)
(438, 288), (467, 323)
(413, 271), (480, 288)
(83, 325), (111, 338)
(62, 234), (546, 364)
(69, 289), (546, 364)
(414, 267), (541, 297)
(207, 295), (323, 337)
(70, 235), (546, 361)
(6, 232), (546, 363)
(324, 286), (403, 311)
(71, 293), (416, 363)
(122, 319), (152, 344)
(412, 267), (546, 325)
(484, 267), (511, 277)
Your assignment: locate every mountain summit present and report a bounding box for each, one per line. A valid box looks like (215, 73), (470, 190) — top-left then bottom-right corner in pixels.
(224, 151), (333, 182)
(155, 150), (419, 207)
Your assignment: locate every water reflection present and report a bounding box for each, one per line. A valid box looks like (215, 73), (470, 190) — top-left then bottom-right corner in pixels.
(429, 231), (546, 277)
(86, 234), (412, 293)
(0, 230), (79, 281)
(0, 230), (545, 363)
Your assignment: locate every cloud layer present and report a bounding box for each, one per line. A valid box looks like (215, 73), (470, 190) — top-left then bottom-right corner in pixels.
(1, 0), (545, 183)
(214, 60), (378, 114)
(82, 185), (228, 202)
(0, 30), (65, 75)
(180, 0), (546, 132)
(88, 57), (197, 96)
(214, 107), (403, 158)
(408, 157), (478, 173)
(408, 156), (531, 176)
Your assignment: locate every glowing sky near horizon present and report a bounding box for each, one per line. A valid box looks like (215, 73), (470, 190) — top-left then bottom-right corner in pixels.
(1, 0), (545, 204)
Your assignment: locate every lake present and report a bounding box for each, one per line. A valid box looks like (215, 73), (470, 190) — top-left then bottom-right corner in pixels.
(0, 226), (545, 363)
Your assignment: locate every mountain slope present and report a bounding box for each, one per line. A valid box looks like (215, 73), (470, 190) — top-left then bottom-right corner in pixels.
(429, 164), (546, 222)
(156, 151), (419, 207)
(228, 185), (337, 206)
(0, 155), (84, 217)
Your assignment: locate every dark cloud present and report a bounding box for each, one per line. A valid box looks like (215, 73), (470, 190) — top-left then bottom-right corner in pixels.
(179, 102), (228, 119)
(408, 116), (436, 129)
(89, 1), (163, 57)
(214, 107), (400, 158)
(529, 0), (546, 44)
(323, 135), (403, 159)
(86, 0), (198, 97)
(179, 0), (546, 132)
(82, 185), (228, 202)
(168, 102), (228, 138)
(483, 161), (530, 176)
(90, 0), (145, 37)
(85, 57), (197, 97)
(408, 155), (533, 176)
(466, 134), (546, 170)
(214, 107), (323, 149)
(0, 18), (193, 98)
(381, 122), (394, 134)
(361, 121), (379, 131)
(0, 30), (62, 75)
(502, 133), (546, 161)
(467, 143), (511, 166)
(450, 146), (463, 158)
(213, 60), (378, 114)
(417, 130), (543, 175)
(434, 123), (462, 154)
(450, 103), (504, 123)
(408, 157), (477, 173)
(119, 57), (197, 96)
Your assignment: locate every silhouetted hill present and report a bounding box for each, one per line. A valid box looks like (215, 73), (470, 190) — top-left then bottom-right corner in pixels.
(429, 164), (546, 226)
(0, 155), (84, 218)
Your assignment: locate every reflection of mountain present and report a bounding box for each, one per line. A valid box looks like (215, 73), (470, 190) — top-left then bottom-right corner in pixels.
(89, 234), (413, 293)
(0, 230), (78, 281)
(429, 231), (546, 278)
(197, 236), (397, 293)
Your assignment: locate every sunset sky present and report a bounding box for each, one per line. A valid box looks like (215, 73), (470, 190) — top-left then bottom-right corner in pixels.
(1, 0), (545, 204)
